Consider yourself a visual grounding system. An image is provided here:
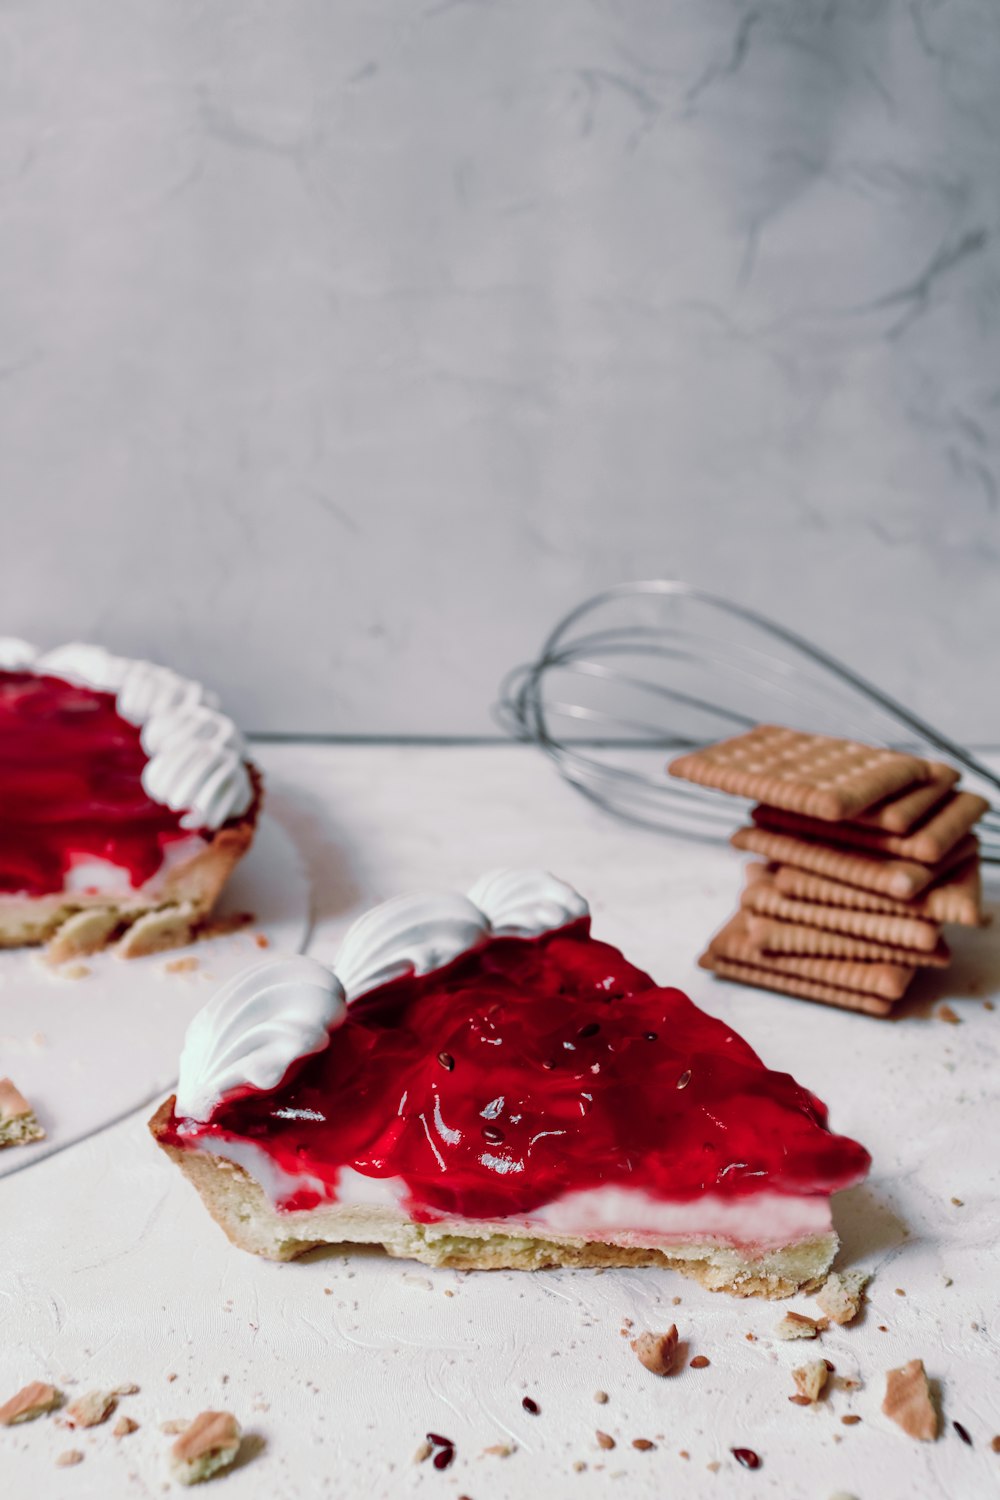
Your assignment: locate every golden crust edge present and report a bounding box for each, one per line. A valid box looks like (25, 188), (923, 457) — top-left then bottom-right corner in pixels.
(148, 1098), (836, 1299)
(0, 765), (263, 960)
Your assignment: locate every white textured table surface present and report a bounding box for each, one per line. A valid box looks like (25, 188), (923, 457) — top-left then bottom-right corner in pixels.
(3, 744), (1000, 1499)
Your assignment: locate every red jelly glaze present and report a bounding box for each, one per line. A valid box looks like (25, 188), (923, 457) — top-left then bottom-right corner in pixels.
(170, 920), (871, 1221)
(0, 669), (192, 895)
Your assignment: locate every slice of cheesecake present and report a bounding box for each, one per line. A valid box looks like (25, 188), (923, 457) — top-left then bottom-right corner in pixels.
(0, 638), (260, 960)
(150, 871), (869, 1297)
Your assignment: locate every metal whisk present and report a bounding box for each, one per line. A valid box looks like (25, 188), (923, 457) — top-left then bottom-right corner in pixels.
(497, 580), (1000, 862)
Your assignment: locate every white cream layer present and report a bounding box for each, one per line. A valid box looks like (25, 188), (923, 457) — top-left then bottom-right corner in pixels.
(0, 835), (211, 905)
(184, 1132), (832, 1252)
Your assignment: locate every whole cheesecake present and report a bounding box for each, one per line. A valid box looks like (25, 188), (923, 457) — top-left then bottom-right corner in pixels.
(150, 871), (869, 1296)
(0, 638), (260, 961)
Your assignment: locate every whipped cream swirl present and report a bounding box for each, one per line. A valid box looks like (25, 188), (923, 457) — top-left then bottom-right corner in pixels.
(468, 868), (589, 936)
(1, 639), (252, 830)
(176, 956), (347, 1124)
(336, 892), (491, 999)
(174, 870), (590, 1121)
(0, 637), (40, 671)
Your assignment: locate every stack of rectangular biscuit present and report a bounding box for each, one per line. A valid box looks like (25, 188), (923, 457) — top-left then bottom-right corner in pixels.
(669, 725), (988, 1018)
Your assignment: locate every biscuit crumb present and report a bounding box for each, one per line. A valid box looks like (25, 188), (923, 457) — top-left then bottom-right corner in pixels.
(792, 1361), (829, 1404)
(596, 1431), (615, 1450)
(632, 1438), (655, 1451)
(690, 1355), (710, 1369)
(161, 1419), (189, 1435)
(171, 1411), (243, 1486)
(165, 957), (199, 974)
(114, 1415), (139, 1438)
(65, 1389), (117, 1428)
(951, 1197), (964, 1207)
(573, 1459), (587, 1472)
(631, 1326), (678, 1375)
(593, 1390), (608, 1404)
(483, 1443), (514, 1457)
(775, 1311), (827, 1340)
(883, 1360), (938, 1441)
(816, 1270), (869, 1326)
(0, 1381), (62, 1426)
(937, 1003), (961, 1024)
(0, 1078), (46, 1148)
(413, 1440), (433, 1464)
(991, 1434), (1000, 1452)
(57, 1449), (84, 1467)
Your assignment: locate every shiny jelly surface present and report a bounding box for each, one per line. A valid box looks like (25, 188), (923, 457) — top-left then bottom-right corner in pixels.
(0, 669), (190, 894)
(178, 921), (870, 1219)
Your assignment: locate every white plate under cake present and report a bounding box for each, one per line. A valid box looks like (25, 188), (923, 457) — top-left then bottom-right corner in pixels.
(0, 638), (260, 960)
(150, 871), (869, 1297)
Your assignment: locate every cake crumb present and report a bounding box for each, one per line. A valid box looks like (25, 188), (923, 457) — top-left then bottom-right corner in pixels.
(632, 1438), (655, 1451)
(951, 1197), (964, 1207)
(57, 1449), (84, 1467)
(631, 1326), (678, 1375)
(255, 934), (270, 948)
(573, 1460), (587, 1472)
(593, 1391), (608, 1405)
(165, 957), (199, 974)
(841, 1414), (862, 1426)
(114, 1415), (139, 1438)
(483, 1443), (514, 1457)
(596, 1431), (615, 1450)
(690, 1355), (710, 1369)
(792, 1361), (829, 1404)
(816, 1270), (869, 1326)
(937, 1003), (961, 1024)
(707, 1460), (721, 1472)
(775, 1311), (827, 1341)
(413, 1440), (433, 1464)
(65, 1389), (117, 1428)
